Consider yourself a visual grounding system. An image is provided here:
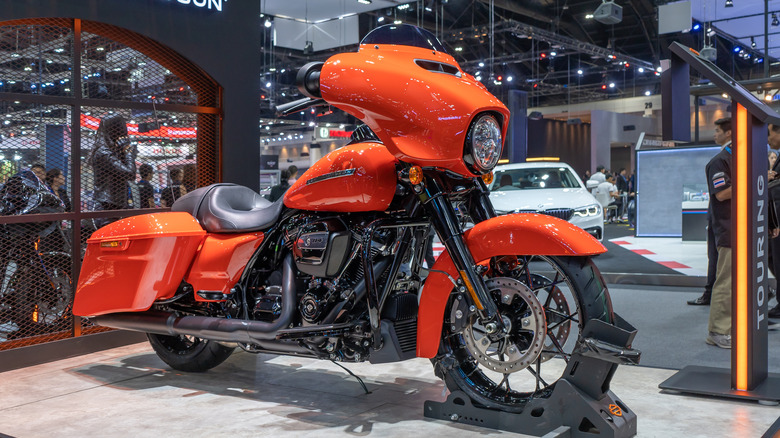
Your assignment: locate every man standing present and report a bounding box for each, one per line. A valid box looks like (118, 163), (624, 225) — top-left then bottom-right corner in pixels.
(765, 124), (780, 319)
(689, 121), (734, 306)
(705, 118), (733, 348)
(160, 168), (186, 208)
(137, 163), (155, 208)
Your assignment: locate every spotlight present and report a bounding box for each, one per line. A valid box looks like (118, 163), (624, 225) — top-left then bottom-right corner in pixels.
(378, 16), (384, 22)
(733, 46), (741, 53)
(357, 0), (372, 3)
(550, 51), (557, 56)
(751, 37), (756, 48)
(264, 19), (272, 28)
(638, 67), (644, 73)
(577, 69), (583, 75)
(773, 13), (779, 27)
(479, 62), (485, 67)
(725, 0), (733, 7)
(692, 23), (701, 31)
(609, 82), (615, 88)
(644, 90), (651, 96)
(507, 76), (513, 82)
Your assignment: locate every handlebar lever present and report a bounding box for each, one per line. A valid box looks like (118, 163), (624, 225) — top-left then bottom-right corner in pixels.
(275, 97), (326, 117)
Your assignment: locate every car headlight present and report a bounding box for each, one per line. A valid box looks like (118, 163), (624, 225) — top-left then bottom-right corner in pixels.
(464, 113), (502, 175)
(573, 204), (601, 217)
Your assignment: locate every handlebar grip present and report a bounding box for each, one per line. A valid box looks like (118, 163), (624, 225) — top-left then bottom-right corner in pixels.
(296, 62), (324, 98)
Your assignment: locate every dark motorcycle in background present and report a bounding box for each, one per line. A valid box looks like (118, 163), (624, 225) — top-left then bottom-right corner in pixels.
(0, 170), (72, 340)
(73, 24), (639, 414)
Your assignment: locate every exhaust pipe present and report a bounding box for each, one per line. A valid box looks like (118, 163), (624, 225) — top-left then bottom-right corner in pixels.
(92, 254), (298, 344)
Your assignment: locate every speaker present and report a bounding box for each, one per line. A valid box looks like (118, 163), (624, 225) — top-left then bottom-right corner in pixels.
(594, 1), (622, 25)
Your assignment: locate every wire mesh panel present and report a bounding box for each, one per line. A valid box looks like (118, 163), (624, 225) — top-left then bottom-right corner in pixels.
(0, 22), (74, 97)
(0, 18), (221, 350)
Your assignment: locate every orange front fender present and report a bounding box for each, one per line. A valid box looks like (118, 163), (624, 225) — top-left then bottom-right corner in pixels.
(416, 213), (606, 358)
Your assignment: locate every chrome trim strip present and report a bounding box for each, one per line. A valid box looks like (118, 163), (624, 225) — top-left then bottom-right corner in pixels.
(306, 168), (357, 185)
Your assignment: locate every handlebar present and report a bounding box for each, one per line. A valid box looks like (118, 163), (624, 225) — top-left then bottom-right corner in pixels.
(275, 97), (326, 117)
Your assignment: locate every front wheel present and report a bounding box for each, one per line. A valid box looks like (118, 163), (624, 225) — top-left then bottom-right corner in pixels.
(147, 333), (235, 372)
(433, 255), (612, 413)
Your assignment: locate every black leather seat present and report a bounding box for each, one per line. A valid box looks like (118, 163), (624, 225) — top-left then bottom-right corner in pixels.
(171, 184), (284, 233)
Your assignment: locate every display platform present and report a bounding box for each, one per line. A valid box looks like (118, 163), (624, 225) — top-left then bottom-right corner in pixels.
(0, 342), (776, 437)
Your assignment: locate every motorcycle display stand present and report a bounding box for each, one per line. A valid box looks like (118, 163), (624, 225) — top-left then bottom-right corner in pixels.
(424, 316), (639, 438)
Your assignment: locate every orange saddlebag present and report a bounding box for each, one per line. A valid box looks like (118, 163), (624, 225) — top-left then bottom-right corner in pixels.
(73, 212), (206, 317)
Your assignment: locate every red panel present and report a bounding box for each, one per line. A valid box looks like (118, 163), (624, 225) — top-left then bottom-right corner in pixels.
(74, 213), (206, 317)
(631, 249), (655, 255)
(657, 261), (690, 269)
(416, 213), (606, 358)
(320, 44), (509, 177)
(186, 233), (264, 300)
(284, 143), (398, 212)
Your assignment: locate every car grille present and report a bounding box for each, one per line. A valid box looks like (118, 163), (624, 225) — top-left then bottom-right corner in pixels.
(514, 208), (574, 221)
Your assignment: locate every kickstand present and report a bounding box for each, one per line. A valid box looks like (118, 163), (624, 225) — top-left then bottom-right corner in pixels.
(331, 360), (371, 395)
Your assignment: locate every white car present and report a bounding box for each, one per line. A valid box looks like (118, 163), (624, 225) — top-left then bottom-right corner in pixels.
(488, 162), (604, 240)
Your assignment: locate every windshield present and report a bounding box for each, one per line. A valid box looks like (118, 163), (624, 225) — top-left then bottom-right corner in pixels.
(361, 24), (450, 54)
(491, 167), (582, 191)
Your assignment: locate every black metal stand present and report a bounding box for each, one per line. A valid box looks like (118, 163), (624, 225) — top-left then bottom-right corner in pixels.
(424, 315), (640, 438)
(659, 366), (780, 404)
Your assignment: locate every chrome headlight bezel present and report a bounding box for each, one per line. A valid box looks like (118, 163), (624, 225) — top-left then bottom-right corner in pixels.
(573, 203), (602, 218)
(463, 113), (503, 175)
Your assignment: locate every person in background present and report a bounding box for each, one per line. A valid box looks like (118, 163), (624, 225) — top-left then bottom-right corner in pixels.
(591, 165), (607, 183)
(89, 113), (137, 226)
(287, 165), (299, 185)
(30, 164), (46, 182)
(765, 124), (780, 319)
(770, 149), (778, 170)
(688, 119), (733, 307)
(45, 168), (70, 211)
(137, 163), (155, 208)
(182, 164), (197, 192)
(268, 170), (290, 202)
(582, 169), (591, 182)
(616, 168), (629, 194)
(160, 168), (186, 208)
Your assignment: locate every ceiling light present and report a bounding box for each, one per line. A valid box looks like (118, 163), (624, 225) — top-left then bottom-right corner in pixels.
(357, 0), (372, 4)
(264, 19), (272, 28)
(725, 0), (733, 7)
(378, 16), (384, 22)
(638, 67), (644, 73)
(692, 23), (701, 31)
(577, 69), (583, 75)
(550, 51), (557, 56)
(722, 93), (729, 98)
(506, 76), (513, 82)
(609, 82), (615, 88)
(644, 90), (651, 96)
(455, 47), (463, 52)
(766, 94), (774, 102)
(751, 37), (756, 48)
(585, 13), (594, 19)
(393, 20), (402, 24)
(265, 82), (272, 88)
(733, 46), (741, 53)
(479, 62), (485, 67)
(397, 4), (410, 10)
(773, 13), (779, 27)
(656, 66), (663, 72)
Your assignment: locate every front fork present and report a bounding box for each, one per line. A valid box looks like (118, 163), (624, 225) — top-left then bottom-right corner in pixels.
(421, 176), (506, 334)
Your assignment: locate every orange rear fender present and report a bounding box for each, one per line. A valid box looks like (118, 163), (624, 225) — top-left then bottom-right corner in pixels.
(416, 213), (606, 358)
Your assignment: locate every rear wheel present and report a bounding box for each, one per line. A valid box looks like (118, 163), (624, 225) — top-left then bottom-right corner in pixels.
(434, 255), (612, 413)
(147, 333), (235, 372)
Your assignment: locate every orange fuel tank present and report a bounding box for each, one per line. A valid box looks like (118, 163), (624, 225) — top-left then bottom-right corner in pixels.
(284, 143), (398, 212)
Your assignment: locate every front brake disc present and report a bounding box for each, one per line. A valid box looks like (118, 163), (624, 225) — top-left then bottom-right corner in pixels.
(461, 277), (546, 373)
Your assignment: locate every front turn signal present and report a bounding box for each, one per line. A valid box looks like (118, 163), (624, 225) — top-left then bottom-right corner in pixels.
(481, 171), (494, 186)
(409, 166), (424, 185)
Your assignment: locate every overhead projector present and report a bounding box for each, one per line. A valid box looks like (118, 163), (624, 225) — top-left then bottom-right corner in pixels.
(594, 1), (623, 25)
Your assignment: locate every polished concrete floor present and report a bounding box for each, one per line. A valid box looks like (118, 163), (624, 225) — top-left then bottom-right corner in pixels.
(0, 341), (778, 438)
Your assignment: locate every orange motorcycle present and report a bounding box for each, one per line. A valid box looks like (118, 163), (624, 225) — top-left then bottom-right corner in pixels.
(74, 24), (635, 413)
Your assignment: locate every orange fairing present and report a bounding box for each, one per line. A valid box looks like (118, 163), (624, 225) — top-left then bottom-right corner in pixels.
(320, 45), (509, 177)
(416, 213), (606, 358)
(284, 143), (398, 212)
(186, 233), (264, 300)
(73, 213), (206, 317)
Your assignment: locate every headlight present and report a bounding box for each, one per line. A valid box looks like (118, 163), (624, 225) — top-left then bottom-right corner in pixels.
(464, 114), (502, 174)
(573, 204), (601, 217)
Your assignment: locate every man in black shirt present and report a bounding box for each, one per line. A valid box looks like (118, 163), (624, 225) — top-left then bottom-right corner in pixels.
(705, 118), (733, 348)
(137, 163), (155, 208)
(160, 168), (186, 208)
